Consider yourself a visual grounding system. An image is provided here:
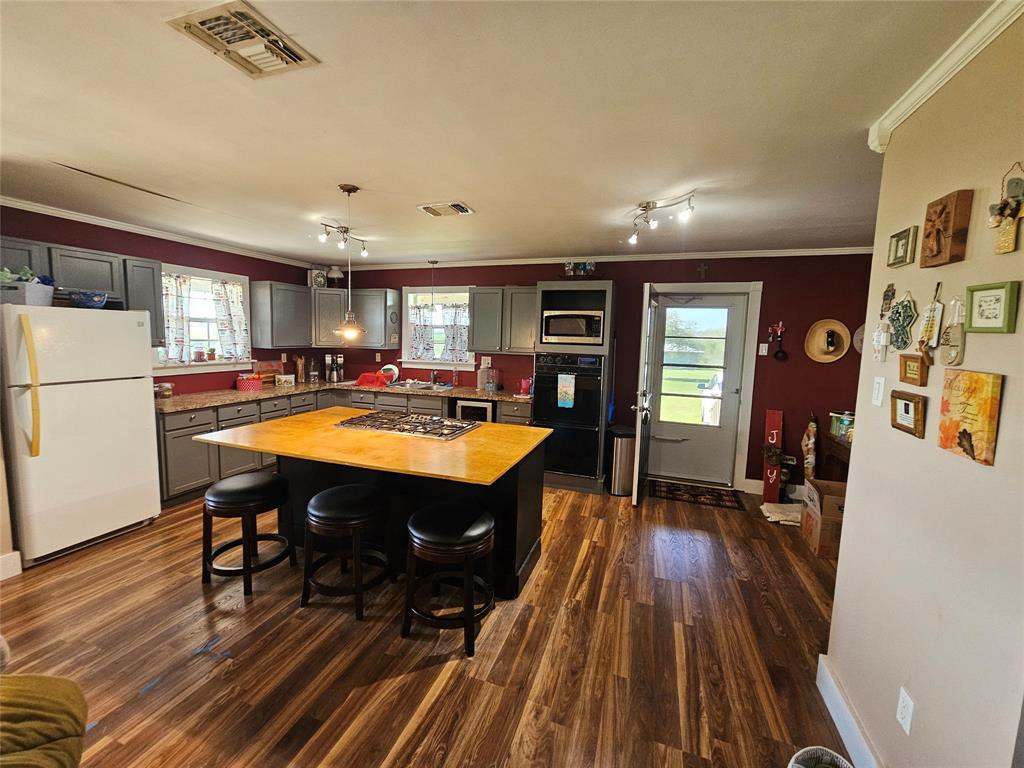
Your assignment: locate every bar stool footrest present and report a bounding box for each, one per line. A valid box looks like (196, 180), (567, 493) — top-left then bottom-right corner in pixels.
(307, 547), (389, 598)
(409, 572), (494, 629)
(207, 533), (291, 578)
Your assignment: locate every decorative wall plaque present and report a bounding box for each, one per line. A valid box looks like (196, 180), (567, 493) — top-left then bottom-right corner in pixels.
(921, 189), (974, 268)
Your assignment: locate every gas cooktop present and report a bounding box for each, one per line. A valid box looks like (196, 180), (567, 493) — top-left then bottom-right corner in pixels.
(335, 411), (480, 440)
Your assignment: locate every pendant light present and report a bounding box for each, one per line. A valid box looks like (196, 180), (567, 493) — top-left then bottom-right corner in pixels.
(334, 185), (365, 341)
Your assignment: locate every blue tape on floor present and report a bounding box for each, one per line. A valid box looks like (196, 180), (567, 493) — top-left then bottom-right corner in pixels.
(86, 722), (98, 732)
(192, 635), (221, 656)
(140, 676), (162, 695)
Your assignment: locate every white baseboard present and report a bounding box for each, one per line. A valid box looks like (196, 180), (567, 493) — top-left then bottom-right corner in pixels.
(0, 551), (22, 581)
(734, 477), (762, 494)
(817, 654), (882, 768)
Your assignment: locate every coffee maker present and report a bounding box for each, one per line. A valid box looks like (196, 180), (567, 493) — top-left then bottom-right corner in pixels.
(325, 353), (344, 383)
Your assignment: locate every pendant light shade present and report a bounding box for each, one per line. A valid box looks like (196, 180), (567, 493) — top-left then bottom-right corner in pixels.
(334, 188), (364, 341)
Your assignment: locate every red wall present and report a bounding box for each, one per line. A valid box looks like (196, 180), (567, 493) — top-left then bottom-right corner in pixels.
(1, 205), (871, 480)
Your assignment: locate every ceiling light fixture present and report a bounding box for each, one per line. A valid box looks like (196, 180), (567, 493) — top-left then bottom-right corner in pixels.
(332, 184), (367, 341)
(626, 189), (696, 247)
(315, 183), (373, 259)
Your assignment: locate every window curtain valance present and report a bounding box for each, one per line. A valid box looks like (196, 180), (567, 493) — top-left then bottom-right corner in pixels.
(406, 301), (470, 362)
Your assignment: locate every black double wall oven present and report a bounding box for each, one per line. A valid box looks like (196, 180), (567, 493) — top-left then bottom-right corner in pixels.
(532, 354), (604, 478)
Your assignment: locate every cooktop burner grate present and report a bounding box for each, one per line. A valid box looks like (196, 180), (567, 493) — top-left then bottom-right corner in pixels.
(335, 411), (480, 440)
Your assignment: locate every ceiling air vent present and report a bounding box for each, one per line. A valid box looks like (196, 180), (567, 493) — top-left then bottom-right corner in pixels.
(417, 201), (475, 217)
(168, 1), (319, 79)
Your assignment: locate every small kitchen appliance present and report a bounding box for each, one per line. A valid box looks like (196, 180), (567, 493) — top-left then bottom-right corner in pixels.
(541, 309), (604, 345)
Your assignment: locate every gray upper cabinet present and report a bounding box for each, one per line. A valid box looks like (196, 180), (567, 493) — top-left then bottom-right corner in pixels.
(1, 237), (49, 276)
(469, 287), (504, 352)
(502, 287), (537, 354)
(124, 257), (165, 347)
(50, 247), (125, 300)
(251, 281), (312, 349)
(312, 288), (347, 347)
(343, 288), (400, 349)
(470, 286), (537, 354)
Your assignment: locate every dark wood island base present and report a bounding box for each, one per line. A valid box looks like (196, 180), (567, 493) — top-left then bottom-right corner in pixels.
(276, 445), (544, 598)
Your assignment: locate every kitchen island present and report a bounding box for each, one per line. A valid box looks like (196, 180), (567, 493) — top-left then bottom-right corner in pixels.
(194, 407), (550, 598)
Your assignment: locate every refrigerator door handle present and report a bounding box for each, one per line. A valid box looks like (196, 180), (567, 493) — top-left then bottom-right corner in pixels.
(20, 313), (42, 457)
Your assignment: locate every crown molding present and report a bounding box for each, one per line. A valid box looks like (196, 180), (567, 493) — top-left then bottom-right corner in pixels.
(0, 196), (315, 269)
(348, 246), (872, 271)
(868, 0), (1024, 153)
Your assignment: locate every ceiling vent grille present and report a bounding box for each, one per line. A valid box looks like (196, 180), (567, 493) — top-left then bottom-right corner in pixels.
(417, 201), (475, 217)
(168, 1), (319, 79)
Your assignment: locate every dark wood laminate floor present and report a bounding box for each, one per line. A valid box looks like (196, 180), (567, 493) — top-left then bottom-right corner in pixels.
(0, 489), (846, 767)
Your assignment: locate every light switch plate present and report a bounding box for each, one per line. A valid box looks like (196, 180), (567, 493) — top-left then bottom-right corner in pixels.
(896, 687), (914, 735)
(375, 353), (381, 363)
(481, 356), (492, 368)
(758, 343), (769, 356)
(872, 376), (885, 407)
(280, 353), (287, 363)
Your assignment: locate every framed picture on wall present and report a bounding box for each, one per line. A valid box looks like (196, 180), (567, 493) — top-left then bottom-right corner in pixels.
(899, 354), (928, 386)
(887, 226), (917, 268)
(890, 390), (926, 438)
(965, 281), (1020, 333)
(937, 369), (1003, 465)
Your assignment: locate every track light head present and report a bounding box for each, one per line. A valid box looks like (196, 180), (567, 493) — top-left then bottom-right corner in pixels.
(360, 244), (369, 258)
(680, 204), (693, 223)
(628, 231), (639, 246)
(648, 218), (658, 230)
(317, 230), (329, 243)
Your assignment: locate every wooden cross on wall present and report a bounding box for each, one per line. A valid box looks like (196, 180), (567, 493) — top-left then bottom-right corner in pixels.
(697, 262), (710, 280)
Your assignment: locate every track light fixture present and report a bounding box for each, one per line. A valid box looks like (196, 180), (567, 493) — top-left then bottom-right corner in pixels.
(315, 183), (373, 259)
(626, 189), (696, 247)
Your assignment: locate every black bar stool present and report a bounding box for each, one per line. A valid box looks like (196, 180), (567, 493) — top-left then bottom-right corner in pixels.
(400, 503), (495, 657)
(202, 471), (295, 596)
(299, 484), (392, 620)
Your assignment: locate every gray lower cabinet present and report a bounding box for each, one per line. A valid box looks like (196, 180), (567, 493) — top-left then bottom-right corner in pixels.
(469, 287), (504, 352)
(312, 288), (347, 347)
(502, 287), (537, 354)
(124, 257), (165, 346)
(343, 288), (400, 349)
(408, 395), (445, 415)
(335, 390), (352, 407)
(375, 392), (408, 413)
(498, 400), (532, 423)
(259, 410), (289, 467)
(160, 410), (219, 499)
(50, 247), (125, 300)
(316, 391), (335, 409)
(251, 281), (312, 348)
(349, 390), (375, 409)
(1, 237), (49, 276)
(217, 414), (260, 478)
(290, 393), (316, 410)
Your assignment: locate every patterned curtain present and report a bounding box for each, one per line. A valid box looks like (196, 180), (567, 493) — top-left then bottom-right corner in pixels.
(408, 304), (435, 360)
(212, 280), (250, 360)
(161, 273), (190, 363)
(441, 303), (470, 363)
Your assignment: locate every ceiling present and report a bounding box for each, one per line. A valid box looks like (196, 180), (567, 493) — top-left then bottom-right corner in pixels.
(0, 1), (988, 266)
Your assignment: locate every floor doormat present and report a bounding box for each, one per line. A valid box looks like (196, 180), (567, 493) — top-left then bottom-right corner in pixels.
(648, 480), (744, 510)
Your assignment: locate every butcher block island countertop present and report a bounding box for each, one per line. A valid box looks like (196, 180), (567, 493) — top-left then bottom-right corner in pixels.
(194, 406), (552, 486)
(155, 381), (531, 413)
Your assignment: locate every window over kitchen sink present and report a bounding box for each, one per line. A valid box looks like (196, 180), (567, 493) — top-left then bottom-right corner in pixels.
(154, 264), (253, 374)
(401, 286), (475, 370)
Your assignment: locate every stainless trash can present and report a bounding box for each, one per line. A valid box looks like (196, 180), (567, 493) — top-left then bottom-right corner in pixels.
(607, 425), (636, 496)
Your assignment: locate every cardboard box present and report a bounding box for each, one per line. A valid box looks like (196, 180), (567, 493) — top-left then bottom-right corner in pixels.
(801, 478), (846, 558)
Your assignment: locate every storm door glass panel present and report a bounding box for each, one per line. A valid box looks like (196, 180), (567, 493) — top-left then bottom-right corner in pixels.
(659, 306), (728, 426)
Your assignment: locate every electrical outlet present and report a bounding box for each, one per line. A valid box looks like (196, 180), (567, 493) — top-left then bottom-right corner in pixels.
(758, 343), (769, 356)
(375, 353), (381, 363)
(280, 353), (287, 363)
(481, 356), (492, 368)
(872, 376), (885, 407)
(896, 687), (914, 735)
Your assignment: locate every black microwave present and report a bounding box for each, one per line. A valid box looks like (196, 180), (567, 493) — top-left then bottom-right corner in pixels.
(541, 310), (604, 345)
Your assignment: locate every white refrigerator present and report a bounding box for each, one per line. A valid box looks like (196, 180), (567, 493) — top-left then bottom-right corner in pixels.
(1, 305), (161, 564)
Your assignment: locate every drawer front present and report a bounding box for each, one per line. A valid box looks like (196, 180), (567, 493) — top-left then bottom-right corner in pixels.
(260, 397), (291, 415)
(375, 404), (407, 413)
(500, 415), (532, 426)
(498, 401), (533, 420)
(291, 404), (315, 414)
(164, 409), (216, 431)
(350, 390), (376, 404)
(316, 391), (335, 409)
(408, 395), (443, 414)
(217, 402), (259, 422)
(290, 393), (316, 408)
(375, 392), (408, 409)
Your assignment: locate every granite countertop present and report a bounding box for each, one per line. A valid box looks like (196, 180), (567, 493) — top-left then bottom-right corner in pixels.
(154, 381), (532, 413)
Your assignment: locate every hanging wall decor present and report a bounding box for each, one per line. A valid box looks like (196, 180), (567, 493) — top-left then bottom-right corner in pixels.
(921, 189), (974, 268)
(890, 390), (926, 439)
(888, 291), (918, 350)
(880, 283), (896, 318)
(887, 226), (917, 267)
(988, 162), (1023, 255)
(939, 295), (966, 366)
(852, 324), (865, 354)
(938, 369), (1004, 465)
(872, 322), (890, 362)
(965, 280), (1020, 333)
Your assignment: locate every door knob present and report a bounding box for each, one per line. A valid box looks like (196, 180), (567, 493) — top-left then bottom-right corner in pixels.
(630, 405), (639, 412)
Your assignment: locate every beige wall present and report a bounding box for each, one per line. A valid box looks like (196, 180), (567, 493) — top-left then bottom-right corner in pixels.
(827, 18), (1024, 768)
